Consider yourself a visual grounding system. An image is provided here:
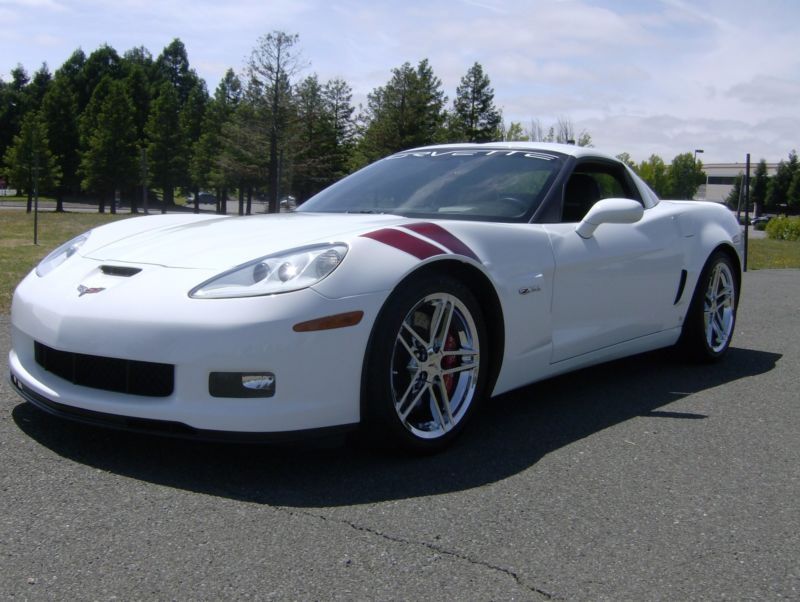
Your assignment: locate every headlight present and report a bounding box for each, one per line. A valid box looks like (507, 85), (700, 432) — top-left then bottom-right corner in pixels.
(189, 243), (348, 299)
(36, 232), (90, 277)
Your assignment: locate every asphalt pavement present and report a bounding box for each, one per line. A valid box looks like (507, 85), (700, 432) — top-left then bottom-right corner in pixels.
(1, 269), (798, 600)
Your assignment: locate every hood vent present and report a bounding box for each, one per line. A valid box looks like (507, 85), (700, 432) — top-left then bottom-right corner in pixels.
(100, 265), (142, 277)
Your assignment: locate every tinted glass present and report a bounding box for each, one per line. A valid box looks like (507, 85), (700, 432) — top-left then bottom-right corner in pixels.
(298, 149), (564, 221)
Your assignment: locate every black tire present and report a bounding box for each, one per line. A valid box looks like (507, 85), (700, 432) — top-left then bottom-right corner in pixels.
(677, 251), (738, 362)
(362, 274), (488, 453)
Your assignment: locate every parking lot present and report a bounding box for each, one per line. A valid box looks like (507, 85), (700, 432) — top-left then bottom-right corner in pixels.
(1, 269), (798, 600)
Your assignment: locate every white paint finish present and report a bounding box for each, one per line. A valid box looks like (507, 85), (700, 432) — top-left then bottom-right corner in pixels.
(547, 203), (685, 363)
(8, 144), (744, 437)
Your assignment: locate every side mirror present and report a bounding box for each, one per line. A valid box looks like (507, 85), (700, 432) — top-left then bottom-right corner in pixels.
(576, 198), (644, 239)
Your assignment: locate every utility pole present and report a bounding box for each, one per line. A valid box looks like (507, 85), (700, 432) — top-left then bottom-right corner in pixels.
(743, 154), (750, 272)
(33, 146), (40, 245)
(141, 147), (149, 215)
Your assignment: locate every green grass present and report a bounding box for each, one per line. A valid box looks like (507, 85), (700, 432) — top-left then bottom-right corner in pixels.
(747, 238), (800, 270)
(1, 210), (132, 313)
(1, 210), (798, 314)
(0, 195), (58, 206)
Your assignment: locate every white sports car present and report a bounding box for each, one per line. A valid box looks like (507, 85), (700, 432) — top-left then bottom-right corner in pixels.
(9, 143), (743, 452)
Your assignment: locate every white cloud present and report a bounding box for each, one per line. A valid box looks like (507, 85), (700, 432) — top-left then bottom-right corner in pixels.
(728, 75), (800, 107)
(0, 0), (65, 9)
(0, 0), (797, 161)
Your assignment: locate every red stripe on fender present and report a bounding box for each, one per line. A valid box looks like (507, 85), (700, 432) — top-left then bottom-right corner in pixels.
(404, 222), (480, 261)
(361, 228), (444, 260)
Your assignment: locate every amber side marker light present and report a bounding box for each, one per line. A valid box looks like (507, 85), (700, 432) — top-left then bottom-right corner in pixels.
(293, 311), (364, 332)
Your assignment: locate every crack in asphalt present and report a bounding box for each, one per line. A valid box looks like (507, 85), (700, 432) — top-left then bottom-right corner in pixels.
(282, 507), (557, 600)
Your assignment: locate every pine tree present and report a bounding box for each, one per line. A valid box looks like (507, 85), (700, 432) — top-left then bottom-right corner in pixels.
(247, 31), (304, 213)
(54, 49), (88, 113)
(2, 111), (61, 211)
(322, 77), (355, 181)
(750, 159), (769, 214)
(0, 66), (29, 160)
(725, 174), (743, 209)
(291, 74), (335, 202)
(155, 39), (197, 105)
(787, 169), (800, 209)
(218, 95), (268, 215)
(146, 82), (187, 210)
(26, 63), (52, 109)
(451, 62), (501, 143)
(764, 150), (798, 209)
(82, 45), (122, 103)
(79, 80), (138, 213)
(181, 81), (209, 210)
(191, 70), (242, 214)
(124, 63), (152, 146)
(358, 59), (447, 163)
(41, 76), (80, 210)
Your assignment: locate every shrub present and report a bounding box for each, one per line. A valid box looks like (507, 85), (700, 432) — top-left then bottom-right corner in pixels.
(766, 216), (800, 241)
(754, 221), (768, 231)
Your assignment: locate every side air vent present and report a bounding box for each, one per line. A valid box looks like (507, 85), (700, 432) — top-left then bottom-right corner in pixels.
(100, 265), (142, 277)
(674, 269), (688, 305)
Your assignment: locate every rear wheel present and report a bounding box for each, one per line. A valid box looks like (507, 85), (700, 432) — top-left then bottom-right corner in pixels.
(363, 275), (488, 453)
(678, 251), (738, 361)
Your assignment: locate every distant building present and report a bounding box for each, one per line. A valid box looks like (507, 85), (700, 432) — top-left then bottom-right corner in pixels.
(695, 162), (779, 203)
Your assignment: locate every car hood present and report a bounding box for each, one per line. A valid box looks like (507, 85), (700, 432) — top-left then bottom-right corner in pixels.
(85, 212), (411, 270)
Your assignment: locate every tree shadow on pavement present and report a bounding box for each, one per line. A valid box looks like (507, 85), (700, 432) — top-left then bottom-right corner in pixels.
(12, 346), (781, 507)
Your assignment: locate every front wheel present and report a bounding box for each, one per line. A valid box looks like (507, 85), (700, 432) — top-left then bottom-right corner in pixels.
(363, 275), (488, 453)
(678, 251), (738, 361)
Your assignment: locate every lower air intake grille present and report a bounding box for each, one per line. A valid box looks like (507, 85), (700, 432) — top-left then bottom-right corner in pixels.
(34, 342), (174, 397)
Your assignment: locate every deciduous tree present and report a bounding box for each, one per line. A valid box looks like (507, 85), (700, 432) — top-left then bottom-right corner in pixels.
(616, 153), (636, 169)
(638, 155), (669, 197)
(667, 152), (705, 200)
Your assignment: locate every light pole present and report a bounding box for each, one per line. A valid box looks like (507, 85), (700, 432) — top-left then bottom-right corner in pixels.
(694, 149), (704, 162)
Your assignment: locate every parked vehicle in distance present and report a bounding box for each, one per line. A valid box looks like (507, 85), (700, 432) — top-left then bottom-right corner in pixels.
(9, 143), (743, 452)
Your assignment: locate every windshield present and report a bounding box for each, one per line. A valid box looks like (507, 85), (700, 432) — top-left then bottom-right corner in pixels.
(298, 149), (564, 221)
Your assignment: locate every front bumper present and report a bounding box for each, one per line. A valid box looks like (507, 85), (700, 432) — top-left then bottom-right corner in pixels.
(10, 264), (384, 434)
(10, 373), (356, 442)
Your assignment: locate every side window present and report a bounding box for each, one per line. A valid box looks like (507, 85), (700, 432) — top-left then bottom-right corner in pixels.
(561, 161), (642, 223)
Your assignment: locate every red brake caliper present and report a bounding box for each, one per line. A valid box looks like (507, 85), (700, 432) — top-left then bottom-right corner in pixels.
(442, 332), (459, 395)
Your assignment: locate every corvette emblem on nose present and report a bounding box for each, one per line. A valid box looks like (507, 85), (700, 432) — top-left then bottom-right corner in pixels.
(77, 285), (105, 297)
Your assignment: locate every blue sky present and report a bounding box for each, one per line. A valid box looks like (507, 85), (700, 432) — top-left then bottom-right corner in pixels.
(1, 0), (798, 163)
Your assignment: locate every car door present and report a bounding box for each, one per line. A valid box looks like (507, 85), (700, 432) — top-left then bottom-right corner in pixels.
(545, 160), (684, 363)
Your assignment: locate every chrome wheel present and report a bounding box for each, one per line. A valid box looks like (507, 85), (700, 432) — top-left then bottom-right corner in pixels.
(390, 292), (480, 440)
(703, 261), (736, 353)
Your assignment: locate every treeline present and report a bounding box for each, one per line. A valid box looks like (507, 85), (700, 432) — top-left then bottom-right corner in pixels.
(0, 32), (516, 214)
(615, 152), (706, 200)
(725, 152), (800, 212)
(8, 29), (774, 213)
